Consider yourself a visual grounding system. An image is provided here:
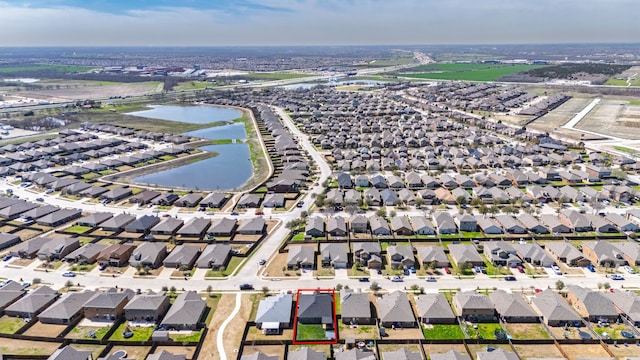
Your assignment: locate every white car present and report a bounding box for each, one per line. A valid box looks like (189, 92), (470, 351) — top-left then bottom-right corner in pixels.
(552, 265), (562, 275)
(62, 271), (76, 277)
(624, 265), (635, 274)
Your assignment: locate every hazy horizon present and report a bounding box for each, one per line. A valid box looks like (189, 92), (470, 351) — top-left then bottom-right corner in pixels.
(0, 0), (638, 47)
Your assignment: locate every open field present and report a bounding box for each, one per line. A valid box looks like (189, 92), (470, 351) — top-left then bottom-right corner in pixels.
(0, 339), (62, 356)
(0, 65), (94, 74)
(528, 96), (599, 139)
(16, 81), (162, 102)
(398, 64), (546, 82)
(576, 99), (640, 140)
(22, 321), (67, 337)
(239, 73), (314, 80)
(559, 344), (610, 360)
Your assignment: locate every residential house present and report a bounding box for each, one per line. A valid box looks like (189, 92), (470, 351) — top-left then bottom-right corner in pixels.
(495, 215), (527, 234)
(160, 291), (206, 330)
(517, 213), (549, 234)
(410, 216), (435, 235)
(433, 212), (457, 234)
(176, 217), (211, 238)
(97, 244), (137, 267)
(382, 348), (422, 360)
(240, 352), (278, 360)
(100, 214), (136, 232)
(10, 236), (54, 258)
(477, 348), (519, 360)
(489, 290), (538, 322)
(364, 188), (381, 206)
(606, 289), (640, 326)
(163, 245), (200, 269)
(415, 293), (456, 324)
(287, 245), (315, 269)
(305, 217), (325, 238)
(255, 293), (293, 334)
(352, 242), (382, 269)
(48, 346), (93, 360)
(340, 290), (375, 325)
(512, 243), (555, 267)
(37, 237), (80, 261)
(146, 350), (187, 360)
(457, 214), (477, 232)
(36, 208), (82, 227)
(448, 244), (484, 267)
(484, 240), (522, 268)
(124, 292), (171, 322)
(152, 193), (180, 206)
(476, 216), (503, 235)
(0, 233), (19, 250)
(297, 293), (334, 325)
(320, 243), (348, 269)
(175, 193), (203, 207)
(124, 215), (161, 234)
(390, 216), (414, 236)
(128, 190), (161, 205)
(76, 212), (113, 228)
(540, 214), (571, 233)
(430, 350), (471, 360)
(559, 210), (592, 233)
(566, 285), (619, 322)
(237, 218), (266, 235)
(0, 281), (25, 312)
(38, 291), (97, 325)
(151, 218), (184, 236)
(129, 243), (167, 269)
(207, 218), (237, 237)
(65, 243), (107, 264)
(195, 244), (231, 270)
(370, 215), (391, 236)
(388, 245), (415, 270)
(377, 291), (416, 328)
(5, 286), (58, 318)
(605, 213), (638, 233)
(453, 291), (496, 322)
(262, 193), (285, 208)
(327, 216), (348, 237)
(83, 289), (133, 320)
(350, 215), (369, 234)
(288, 348), (326, 360)
(531, 289), (582, 327)
(416, 246), (450, 268)
(335, 349), (376, 360)
(100, 188), (133, 202)
(545, 242), (591, 267)
(201, 193), (228, 208)
(581, 241), (627, 267)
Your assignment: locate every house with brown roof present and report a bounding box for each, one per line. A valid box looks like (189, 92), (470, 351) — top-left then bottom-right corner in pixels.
(97, 244), (137, 266)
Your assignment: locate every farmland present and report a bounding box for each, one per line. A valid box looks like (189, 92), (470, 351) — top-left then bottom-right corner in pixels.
(397, 63), (546, 81)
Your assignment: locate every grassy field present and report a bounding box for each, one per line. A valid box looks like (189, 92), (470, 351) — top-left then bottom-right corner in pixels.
(613, 146), (637, 154)
(0, 65), (94, 74)
(629, 100), (640, 105)
(422, 324), (465, 339)
(400, 63), (546, 81)
(109, 322), (154, 341)
(169, 329), (203, 342)
(0, 316), (25, 334)
(463, 322), (504, 340)
(296, 324), (327, 341)
(605, 77), (640, 86)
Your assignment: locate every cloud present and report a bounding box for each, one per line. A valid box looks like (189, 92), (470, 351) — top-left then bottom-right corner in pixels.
(0, 0), (638, 46)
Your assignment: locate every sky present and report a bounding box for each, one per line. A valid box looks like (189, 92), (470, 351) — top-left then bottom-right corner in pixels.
(0, 0), (638, 46)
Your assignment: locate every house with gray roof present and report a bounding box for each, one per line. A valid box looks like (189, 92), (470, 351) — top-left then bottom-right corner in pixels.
(255, 293), (293, 333)
(9, 236), (52, 258)
(457, 214), (477, 232)
(97, 244), (137, 267)
(201, 193), (228, 208)
(129, 243), (167, 269)
(237, 217), (266, 234)
(545, 242), (590, 267)
(20, 204), (59, 221)
(36, 208), (82, 227)
(433, 212), (457, 234)
(605, 213), (638, 232)
(195, 244), (231, 269)
(161, 291), (206, 330)
(124, 292), (171, 322)
(176, 217), (211, 238)
(606, 289), (640, 326)
(320, 243), (348, 269)
(453, 291), (496, 322)
(377, 291), (416, 328)
(477, 216), (503, 234)
(390, 216), (413, 235)
(0, 282), (26, 312)
(101, 187), (133, 202)
(0, 233), (20, 250)
(100, 213), (136, 232)
(341, 290), (375, 325)
(410, 216), (435, 235)
(416, 246), (449, 268)
(163, 245), (200, 269)
(540, 214), (571, 233)
(335, 349), (376, 360)
(5, 285), (58, 318)
(38, 290), (96, 325)
(305, 217), (325, 238)
(37, 237), (80, 261)
(614, 241), (640, 266)
(531, 289), (582, 327)
(174, 193), (203, 207)
(83, 289), (133, 320)
(297, 292), (334, 325)
(517, 213), (549, 234)
(151, 217), (184, 236)
(489, 290), (538, 322)
(128, 190), (161, 205)
(581, 240), (626, 267)
(483, 240), (522, 268)
(237, 193), (260, 208)
(430, 350), (471, 360)
(48, 345), (92, 360)
(350, 215), (369, 233)
(240, 352), (278, 360)
(152, 192), (180, 206)
(352, 242), (382, 269)
(566, 285), (619, 322)
(0, 201), (38, 220)
(288, 348), (326, 360)
(415, 293), (456, 324)
(287, 245), (315, 269)
(76, 212), (113, 228)
(207, 217), (237, 237)
(327, 216), (348, 237)
(146, 350), (187, 360)
(388, 245), (415, 270)
(382, 348), (422, 360)
(495, 215), (527, 234)
(448, 244), (484, 267)
(512, 243), (555, 267)
(477, 348), (518, 360)
(125, 215), (161, 234)
(370, 215), (391, 236)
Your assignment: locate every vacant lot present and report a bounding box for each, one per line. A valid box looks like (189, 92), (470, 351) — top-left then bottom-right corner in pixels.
(559, 344), (610, 360)
(512, 344), (564, 359)
(17, 81), (161, 102)
(339, 323), (378, 340)
(399, 64), (546, 82)
(529, 96), (595, 136)
(66, 325), (111, 340)
(22, 321), (66, 337)
(577, 100), (640, 140)
(504, 322), (551, 340)
(0, 339), (61, 356)
(381, 326), (423, 340)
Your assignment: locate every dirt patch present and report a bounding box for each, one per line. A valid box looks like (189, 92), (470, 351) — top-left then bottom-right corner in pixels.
(379, 344), (421, 354)
(153, 346), (197, 360)
(265, 252), (302, 278)
(11, 258), (36, 267)
(16, 82), (161, 102)
(558, 344), (609, 360)
(338, 323), (379, 340)
(22, 322), (67, 337)
(105, 345), (151, 360)
(504, 322), (551, 340)
(246, 327), (294, 341)
(0, 339), (61, 356)
(240, 345), (285, 359)
(608, 342), (640, 358)
(69, 344), (106, 359)
(512, 344), (564, 359)
(199, 293), (251, 360)
(578, 99), (640, 140)
(466, 344), (513, 360)
(379, 327), (423, 340)
(547, 325), (595, 340)
(423, 344), (469, 357)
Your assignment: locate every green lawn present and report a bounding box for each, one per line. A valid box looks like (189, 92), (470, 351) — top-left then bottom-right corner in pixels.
(109, 322), (154, 341)
(400, 64), (546, 82)
(169, 330), (203, 342)
(464, 322), (504, 340)
(241, 73), (313, 80)
(205, 256), (243, 277)
(65, 225), (93, 234)
(604, 78), (628, 86)
(422, 324), (465, 339)
(613, 146), (638, 154)
(629, 100), (640, 105)
(296, 323), (328, 341)
(0, 316), (25, 334)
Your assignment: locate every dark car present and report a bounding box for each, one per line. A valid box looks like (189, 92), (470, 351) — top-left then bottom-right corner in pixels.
(239, 284), (254, 290)
(504, 276), (517, 281)
(358, 277), (369, 282)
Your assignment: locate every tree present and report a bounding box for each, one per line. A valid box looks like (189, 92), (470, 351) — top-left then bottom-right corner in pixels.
(206, 285), (213, 297)
(389, 210), (397, 218)
(136, 263), (143, 274)
(415, 198), (424, 208)
(478, 204), (489, 215)
(555, 280), (565, 291)
(65, 280), (74, 290)
(455, 196), (468, 207)
(169, 286), (177, 294)
(335, 284), (343, 291)
(603, 282), (611, 290)
(261, 286), (270, 297)
(369, 281), (381, 292)
(376, 207), (387, 218)
(409, 284), (420, 292)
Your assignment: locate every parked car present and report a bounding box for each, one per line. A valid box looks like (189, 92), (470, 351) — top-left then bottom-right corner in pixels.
(62, 271), (76, 277)
(98, 264), (107, 271)
(516, 265), (525, 273)
(358, 277), (369, 282)
(258, 259), (266, 266)
(2, 255), (12, 262)
(391, 276), (403, 282)
(504, 276), (517, 281)
(239, 284), (254, 290)
(611, 274), (625, 280)
(624, 265), (635, 274)
(255, 211), (264, 215)
(586, 264), (596, 273)
(552, 265), (562, 275)
(45, 189), (54, 194)
(230, 211), (239, 216)
(444, 267), (451, 274)
(426, 276), (437, 282)
(35, 197), (44, 202)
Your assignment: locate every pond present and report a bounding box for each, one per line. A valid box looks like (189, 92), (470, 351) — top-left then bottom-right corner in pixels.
(127, 104), (242, 124)
(132, 144), (252, 191)
(129, 105), (253, 190)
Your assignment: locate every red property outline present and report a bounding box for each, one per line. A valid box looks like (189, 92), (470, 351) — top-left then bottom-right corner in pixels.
(291, 288), (338, 345)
